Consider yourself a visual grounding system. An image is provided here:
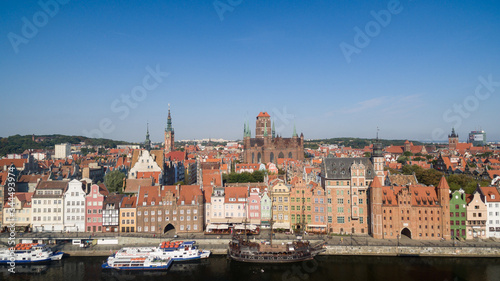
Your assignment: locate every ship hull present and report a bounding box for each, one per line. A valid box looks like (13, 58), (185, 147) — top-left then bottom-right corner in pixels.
(228, 251), (316, 264)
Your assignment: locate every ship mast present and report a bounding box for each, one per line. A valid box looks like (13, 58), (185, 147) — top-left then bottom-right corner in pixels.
(244, 192), (249, 242)
(301, 189), (306, 237)
(269, 177), (274, 246)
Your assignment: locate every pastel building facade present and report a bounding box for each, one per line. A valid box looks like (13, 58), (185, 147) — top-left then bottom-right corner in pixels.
(32, 181), (67, 232)
(85, 184), (108, 232)
(63, 179), (86, 232)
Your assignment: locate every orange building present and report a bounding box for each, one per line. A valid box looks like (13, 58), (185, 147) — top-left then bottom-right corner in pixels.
(370, 176), (451, 240)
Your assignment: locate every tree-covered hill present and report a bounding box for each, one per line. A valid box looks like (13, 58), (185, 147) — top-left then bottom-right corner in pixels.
(304, 137), (425, 150)
(0, 134), (130, 156)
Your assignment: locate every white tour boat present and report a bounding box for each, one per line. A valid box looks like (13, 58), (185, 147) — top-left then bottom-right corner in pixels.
(0, 243), (64, 264)
(102, 255), (173, 271)
(113, 240), (210, 262)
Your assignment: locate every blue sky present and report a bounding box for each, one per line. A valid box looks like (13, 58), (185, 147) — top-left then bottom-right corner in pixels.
(1, 0), (499, 143)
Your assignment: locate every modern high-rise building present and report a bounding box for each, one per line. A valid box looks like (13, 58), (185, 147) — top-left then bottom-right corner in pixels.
(54, 143), (71, 159)
(468, 130), (486, 146)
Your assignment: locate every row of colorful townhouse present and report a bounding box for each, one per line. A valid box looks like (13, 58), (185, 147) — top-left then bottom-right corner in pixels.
(2, 177), (500, 241)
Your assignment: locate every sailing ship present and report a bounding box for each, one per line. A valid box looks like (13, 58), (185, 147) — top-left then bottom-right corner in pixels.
(228, 183), (326, 263)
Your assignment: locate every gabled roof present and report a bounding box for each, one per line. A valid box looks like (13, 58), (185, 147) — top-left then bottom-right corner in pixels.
(478, 186), (500, 202)
(4, 192), (33, 208)
(124, 178), (154, 194)
(165, 151), (186, 162)
(0, 159), (27, 169)
(36, 180), (68, 190)
(97, 183), (109, 196)
(257, 112), (271, 117)
(387, 174), (418, 186)
(322, 157), (375, 180)
(178, 185), (203, 205)
(224, 186), (248, 203)
(104, 193), (126, 208)
(18, 174), (49, 184)
(120, 195), (137, 208)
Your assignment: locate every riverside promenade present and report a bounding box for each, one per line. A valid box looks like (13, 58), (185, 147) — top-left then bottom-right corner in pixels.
(2, 231), (500, 258)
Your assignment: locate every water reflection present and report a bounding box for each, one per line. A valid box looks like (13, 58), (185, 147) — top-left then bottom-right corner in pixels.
(0, 255), (499, 281)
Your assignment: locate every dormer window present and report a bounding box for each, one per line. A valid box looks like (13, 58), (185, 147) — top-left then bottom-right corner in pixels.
(492, 195), (496, 199)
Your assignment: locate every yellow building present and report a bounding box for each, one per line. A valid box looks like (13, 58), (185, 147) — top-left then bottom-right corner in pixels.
(119, 196), (137, 233)
(271, 181), (291, 231)
(3, 192), (32, 232)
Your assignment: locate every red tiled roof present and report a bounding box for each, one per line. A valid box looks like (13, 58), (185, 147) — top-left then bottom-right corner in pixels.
(224, 186), (248, 203)
(36, 180), (68, 190)
(257, 112), (271, 117)
(120, 195), (137, 208)
(0, 159), (27, 169)
(479, 186), (500, 202)
(137, 186), (161, 206)
(165, 151), (186, 161)
(124, 178), (154, 194)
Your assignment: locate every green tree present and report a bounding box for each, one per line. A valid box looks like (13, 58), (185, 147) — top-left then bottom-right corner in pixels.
(403, 151), (413, 157)
(397, 156), (408, 164)
(104, 170), (126, 193)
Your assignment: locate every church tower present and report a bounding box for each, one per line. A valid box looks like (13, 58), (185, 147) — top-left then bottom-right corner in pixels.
(448, 128), (458, 150)
(255, 112), (271, 138)
(371, 129), (385, 183)
(164, 104), (175, 154)
(144, 123), (151, 151)
(369, 177), (384, 239)
(437, 176), (451, 240)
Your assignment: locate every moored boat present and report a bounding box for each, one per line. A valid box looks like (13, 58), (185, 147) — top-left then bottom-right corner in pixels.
(0, 243), (64, 264)
(228, 234), (325, 263)
(102, 256), (173, 271)
(113, 241), (210, 262)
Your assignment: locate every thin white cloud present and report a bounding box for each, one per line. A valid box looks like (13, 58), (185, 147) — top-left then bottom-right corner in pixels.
(325, 94), (424, 117)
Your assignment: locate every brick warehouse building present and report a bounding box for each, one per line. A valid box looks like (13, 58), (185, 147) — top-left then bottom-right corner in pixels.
(136, 185), (204, 234)
(243, 112), (304, 164)
(370, 176), (451, 240)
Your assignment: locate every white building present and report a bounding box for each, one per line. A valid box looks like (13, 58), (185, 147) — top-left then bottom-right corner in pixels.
(54, 143), (71, 159)
(206, 187), (225, 227)
(63, 179), (86, 232)
(32, 181), (67, 232)
(479, 186), (500, 238)
(128, 149), (164, 184)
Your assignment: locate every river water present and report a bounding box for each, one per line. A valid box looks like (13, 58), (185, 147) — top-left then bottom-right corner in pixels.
(1, 255), (499, 281)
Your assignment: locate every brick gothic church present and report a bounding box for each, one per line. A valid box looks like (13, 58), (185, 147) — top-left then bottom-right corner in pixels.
(243, 112), (304, 164)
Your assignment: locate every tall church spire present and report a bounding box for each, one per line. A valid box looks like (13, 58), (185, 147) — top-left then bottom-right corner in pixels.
(292, 123), (297, 137)
(144, 122), (151, 151)
(166, 103), (173, 132)
(272, 120), (276, 138)
(164, 104), (175, 153)
(263, 121), (268, 137)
